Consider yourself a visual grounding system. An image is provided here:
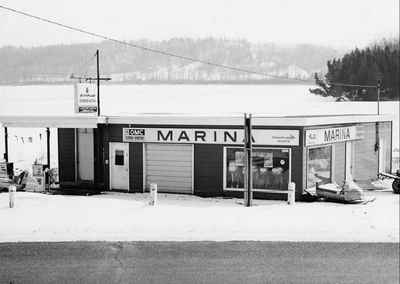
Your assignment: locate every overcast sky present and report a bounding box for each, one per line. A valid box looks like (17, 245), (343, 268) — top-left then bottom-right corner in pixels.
(0, 0), (398, 49)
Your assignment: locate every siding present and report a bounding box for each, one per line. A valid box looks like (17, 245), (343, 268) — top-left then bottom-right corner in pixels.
(194, 144), (224, 196)
(131, 142), (143, 192)
(58, 128), (75, 183)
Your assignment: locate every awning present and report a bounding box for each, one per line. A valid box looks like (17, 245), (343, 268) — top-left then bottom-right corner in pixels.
(0, 115), (99, 128)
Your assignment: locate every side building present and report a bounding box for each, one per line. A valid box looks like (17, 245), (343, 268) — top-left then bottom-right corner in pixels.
(56, 114), (393, 200)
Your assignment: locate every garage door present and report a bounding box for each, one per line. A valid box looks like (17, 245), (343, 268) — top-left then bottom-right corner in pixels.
(145, 143), (193, 194)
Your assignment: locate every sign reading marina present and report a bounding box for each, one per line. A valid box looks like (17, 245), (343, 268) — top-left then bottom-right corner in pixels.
(305, 126), (361, 146)
(74, 83), (98, 114)
(123, 128), (299, 146)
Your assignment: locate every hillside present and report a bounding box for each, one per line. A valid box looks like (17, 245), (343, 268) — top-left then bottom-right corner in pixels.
(0, 38), (342, 84)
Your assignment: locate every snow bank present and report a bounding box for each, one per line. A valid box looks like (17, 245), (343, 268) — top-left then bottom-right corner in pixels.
(0, 189), (398, 243)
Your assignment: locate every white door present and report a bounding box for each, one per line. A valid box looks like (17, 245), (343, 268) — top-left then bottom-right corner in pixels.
(78, 128), (94, 181)
(345, 141), (352, 181)
(109, 142), (129, 191)
(145, 143), (193, 194)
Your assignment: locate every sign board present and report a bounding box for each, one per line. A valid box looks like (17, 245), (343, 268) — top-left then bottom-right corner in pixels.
(74, 83), (98, 114)
(123, 128), (299, 146)
(305, 126), (361, 146)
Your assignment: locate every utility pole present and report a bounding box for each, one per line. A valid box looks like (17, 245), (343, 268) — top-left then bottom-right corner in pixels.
(4, 127), (8, 162)
(96, 49), (100, 116)
(244, 113), (253, 207)
(376, 79), (381, 115)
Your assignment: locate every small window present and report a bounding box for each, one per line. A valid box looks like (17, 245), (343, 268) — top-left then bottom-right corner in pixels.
(115, 150), (124, 165)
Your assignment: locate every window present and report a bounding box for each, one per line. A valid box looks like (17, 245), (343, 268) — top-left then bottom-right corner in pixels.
(225, 147), (290, 191)
(115, 150), (124, 165)
(306, 146), (332, 188)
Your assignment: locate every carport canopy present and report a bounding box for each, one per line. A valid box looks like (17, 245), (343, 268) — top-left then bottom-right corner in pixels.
(0, 115), (99, 128)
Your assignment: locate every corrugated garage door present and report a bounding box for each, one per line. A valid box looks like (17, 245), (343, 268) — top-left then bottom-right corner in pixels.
(145, 143), (193, 193)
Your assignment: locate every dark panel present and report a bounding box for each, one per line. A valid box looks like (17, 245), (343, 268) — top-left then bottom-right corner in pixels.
(130, 143), (143, 192)
(194, 144), (223, 196)
(291, 145), (303, 200)
(58, 128), (75, 183)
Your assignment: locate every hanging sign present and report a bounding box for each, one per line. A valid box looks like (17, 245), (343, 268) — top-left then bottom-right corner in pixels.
(123, 128), (299, 145)
(74, 83), (98, 114)
(305, 126), (361, 146)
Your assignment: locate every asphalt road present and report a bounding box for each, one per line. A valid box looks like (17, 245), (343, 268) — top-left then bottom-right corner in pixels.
(0, 242), (399, 284)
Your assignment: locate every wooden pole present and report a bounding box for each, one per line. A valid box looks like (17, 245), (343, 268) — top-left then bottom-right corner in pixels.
(244, 113), (253, 207)
(96, 49), (101, 116)
(46, 128), (50, 167)
(4, 127), (8, 162)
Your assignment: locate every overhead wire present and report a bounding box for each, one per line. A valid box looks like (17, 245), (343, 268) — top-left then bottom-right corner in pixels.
(0, 4), (382, 89)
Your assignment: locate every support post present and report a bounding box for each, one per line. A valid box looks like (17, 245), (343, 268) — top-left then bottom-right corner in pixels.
(4, 127), (8, 162)
(96, 49), (100, 116)
(46, 128), (50, 168)
(244, 113), (253, 207)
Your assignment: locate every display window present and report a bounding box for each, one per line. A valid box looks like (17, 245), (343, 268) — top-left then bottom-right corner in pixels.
(306, 145), (332, 188)
(224, 147), (290, 191)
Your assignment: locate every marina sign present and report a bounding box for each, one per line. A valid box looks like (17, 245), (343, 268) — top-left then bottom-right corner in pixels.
(74, 83), (98, 114)
(123, 128), (299, 146)
(305, 126), (361, 146)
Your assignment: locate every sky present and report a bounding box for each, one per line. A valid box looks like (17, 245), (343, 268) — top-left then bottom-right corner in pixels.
(0, 0), (398, 49)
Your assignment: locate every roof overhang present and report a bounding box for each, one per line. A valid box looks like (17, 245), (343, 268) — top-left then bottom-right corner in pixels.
(0, 115), (99, 128)
(0, 114), (393, 128)
(100, 114), (393, 127)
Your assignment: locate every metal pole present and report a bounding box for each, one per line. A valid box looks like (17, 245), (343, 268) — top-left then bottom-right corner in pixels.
(96, 49), (100, 116)
(377, 80), (381, 115)
(244, 113), (253, 207)
(46, 128), (50, 167)
(4, 127), (8, 162)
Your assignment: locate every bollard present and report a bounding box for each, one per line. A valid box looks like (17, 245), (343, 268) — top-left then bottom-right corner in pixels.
(149, 183), (157, 206)
(287, 182), (295, 205)
(9, 184), (16, 208)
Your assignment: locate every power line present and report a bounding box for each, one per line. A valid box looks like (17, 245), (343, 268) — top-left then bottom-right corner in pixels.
(329, 82), (376, 88)
(0, 4), (315, 84)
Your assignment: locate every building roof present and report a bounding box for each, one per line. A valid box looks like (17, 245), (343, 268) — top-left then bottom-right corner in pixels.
(0, 113), (393, 128)
(101, 113), (393, 127)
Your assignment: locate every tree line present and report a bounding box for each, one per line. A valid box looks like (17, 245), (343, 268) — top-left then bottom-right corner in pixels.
(310, 38), (399, 101)
(0, 38), (340, 84)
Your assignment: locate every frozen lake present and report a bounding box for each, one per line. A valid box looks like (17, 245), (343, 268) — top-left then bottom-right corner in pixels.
(0, 84), (398, 171)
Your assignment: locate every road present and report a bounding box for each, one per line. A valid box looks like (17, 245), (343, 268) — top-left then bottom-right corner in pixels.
(1, 242), (399, 284)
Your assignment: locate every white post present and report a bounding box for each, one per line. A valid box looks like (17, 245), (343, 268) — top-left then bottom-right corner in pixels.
(288, 182), (295, 205)
(149, 183), (157, 206)
(9, 184), (16, 208)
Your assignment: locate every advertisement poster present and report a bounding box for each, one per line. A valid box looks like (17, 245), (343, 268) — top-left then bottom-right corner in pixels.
(74, 83), (98, 114)
(263, 152), (273, 168)
(235, 151), (244, 166)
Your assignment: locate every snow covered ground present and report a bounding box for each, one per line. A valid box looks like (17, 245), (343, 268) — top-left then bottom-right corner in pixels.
(0, 185), (398, 243)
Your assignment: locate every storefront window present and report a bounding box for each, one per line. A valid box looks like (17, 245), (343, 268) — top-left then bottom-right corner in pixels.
(307, 146), (332, 188)
(225, 147), (290, 191)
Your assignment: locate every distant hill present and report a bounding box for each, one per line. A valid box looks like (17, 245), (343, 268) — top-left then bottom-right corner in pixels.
(0, 38), (342, 84)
